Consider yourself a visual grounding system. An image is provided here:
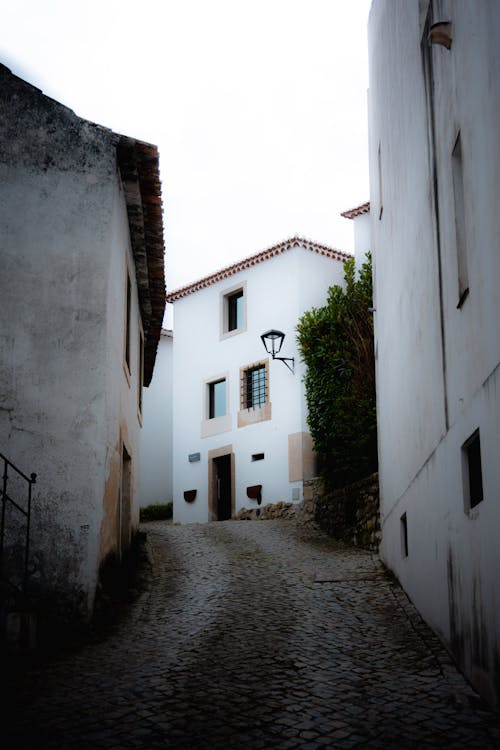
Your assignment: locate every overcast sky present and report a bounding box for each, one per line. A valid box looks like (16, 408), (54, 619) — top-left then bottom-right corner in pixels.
(2, 0), (371, 291)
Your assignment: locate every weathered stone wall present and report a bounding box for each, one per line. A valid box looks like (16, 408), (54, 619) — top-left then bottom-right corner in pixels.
(308, 473), (380, 551)
(234, 501), (303, 522)
(233, 474), (379, 552)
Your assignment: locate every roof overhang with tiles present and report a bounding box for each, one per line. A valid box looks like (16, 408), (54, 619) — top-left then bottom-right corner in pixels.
(340, 201), (370, 220)
(117, 137), (166, 387)
(166, 236), (351, 303)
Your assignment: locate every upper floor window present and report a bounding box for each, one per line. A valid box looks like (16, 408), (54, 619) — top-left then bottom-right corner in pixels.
(228, 290), (243, 331)
(201, 372), (231, 438)
(462, 429), (484, 511)
(209, 378), (226, 419)
(123, 269), (132, 381)
(377, 142), (383, 220)
(221, 283), (246, 338)
(237, 359), (271, 428)
(452, 133), (469, 307)
(138, 328), (144, 419)
(243, 365), (266, 409)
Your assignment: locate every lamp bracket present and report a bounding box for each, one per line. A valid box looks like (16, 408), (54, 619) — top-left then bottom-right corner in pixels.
(272, 354), (295, 374)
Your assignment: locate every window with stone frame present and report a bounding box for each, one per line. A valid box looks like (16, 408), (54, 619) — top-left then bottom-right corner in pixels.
(208, 378), (227, 419)
(241, 362), (267, 410)
(220, 283), (246, 337)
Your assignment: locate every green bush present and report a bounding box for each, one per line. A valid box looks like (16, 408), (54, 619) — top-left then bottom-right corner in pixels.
(140, 501), (173, 522)
(296, 254), (377, 490)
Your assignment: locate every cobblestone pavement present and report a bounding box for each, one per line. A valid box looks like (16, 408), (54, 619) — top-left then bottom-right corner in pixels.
(3, 520), (500, 749)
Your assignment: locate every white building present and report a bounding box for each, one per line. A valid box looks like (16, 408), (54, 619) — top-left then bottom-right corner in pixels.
(0, 65), (166, 625)
(139, 329), (173, 508)
(340, 201), (370, 270)
(368, 1), (500, 709)
(167, 237), (350, 524)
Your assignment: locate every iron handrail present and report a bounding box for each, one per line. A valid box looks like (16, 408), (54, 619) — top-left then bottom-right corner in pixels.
(0, 451), (37, 595)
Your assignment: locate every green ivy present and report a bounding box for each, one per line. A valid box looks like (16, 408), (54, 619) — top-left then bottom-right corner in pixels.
(296, 254), (377, 490)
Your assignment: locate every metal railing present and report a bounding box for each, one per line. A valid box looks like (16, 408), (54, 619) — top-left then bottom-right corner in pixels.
(0, 452), (36, 595)
(242, 365), (267, 409)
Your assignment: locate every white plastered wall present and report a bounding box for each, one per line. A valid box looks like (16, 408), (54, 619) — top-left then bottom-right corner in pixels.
(368, 0), (500, 709)
(139, 330), (173, 507)
(171, 244), (347, 524)
(0, 69), (145, 619)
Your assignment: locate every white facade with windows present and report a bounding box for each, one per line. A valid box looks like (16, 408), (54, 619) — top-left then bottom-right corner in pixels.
(167, 237), (349, 525)
(368, 0), (500, 709)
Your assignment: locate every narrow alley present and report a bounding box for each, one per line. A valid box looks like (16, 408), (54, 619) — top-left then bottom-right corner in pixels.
(3, 520), (500, 749)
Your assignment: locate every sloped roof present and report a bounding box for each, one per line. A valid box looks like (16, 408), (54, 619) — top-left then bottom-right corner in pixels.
(166, 236), (351, 302)
(117, 137), (166, 386)
(341, 201), (370, 219)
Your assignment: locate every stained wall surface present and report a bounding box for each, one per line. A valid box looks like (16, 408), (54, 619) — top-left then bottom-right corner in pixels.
(0, 66), (145, 622)
(368, 0), (500, 709)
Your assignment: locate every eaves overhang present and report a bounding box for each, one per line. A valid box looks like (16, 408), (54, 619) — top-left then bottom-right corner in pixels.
(166, 236), (351, 303)
(340, 201), (370, 219)
(117, 137), (166, 386)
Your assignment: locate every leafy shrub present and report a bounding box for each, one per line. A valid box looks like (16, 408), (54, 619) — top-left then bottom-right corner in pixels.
(139, 501), (173, 522)
(296, 254), (377, 490)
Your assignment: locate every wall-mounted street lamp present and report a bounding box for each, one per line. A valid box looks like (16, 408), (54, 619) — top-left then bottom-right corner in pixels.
(429, 21), (452, 49)
(260, 329), (295, 373)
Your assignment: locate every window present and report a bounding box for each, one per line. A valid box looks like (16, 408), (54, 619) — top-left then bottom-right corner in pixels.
(462, 430), (484, 510)
(138, 329), (144, 418)
(124, 272), (131, 374)
(201, 373), (231, 438)
(227, 290), (243, 332)
(452, 133), (469, 307)
(377, 142), (383, 220)
(209, 379), (226, 419)
(243, 365), (266, 409)
(221, 284), (246, 337)
(238, 359), (271, 428)
(400, 513), (408, 558)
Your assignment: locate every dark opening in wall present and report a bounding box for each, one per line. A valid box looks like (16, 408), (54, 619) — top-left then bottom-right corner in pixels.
(463, 429), (484, 510)
(400, 512), (408, 558)
(251, 453), (264, 462)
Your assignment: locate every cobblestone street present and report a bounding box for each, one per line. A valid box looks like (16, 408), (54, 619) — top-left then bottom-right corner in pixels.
(3, 520), (500, 749)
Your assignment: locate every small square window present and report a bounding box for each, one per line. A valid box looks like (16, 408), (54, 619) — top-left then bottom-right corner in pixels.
(209, 379), (226, 419)
(251, 453), (265, 462)
(462, 429), (484, 510)
(242, 365), (266, 409)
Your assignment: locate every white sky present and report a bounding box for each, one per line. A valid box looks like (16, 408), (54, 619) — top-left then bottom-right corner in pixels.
(2, 0), (371, 291)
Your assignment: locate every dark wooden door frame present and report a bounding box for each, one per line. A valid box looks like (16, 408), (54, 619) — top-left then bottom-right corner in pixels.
(207, 444), (235, 521)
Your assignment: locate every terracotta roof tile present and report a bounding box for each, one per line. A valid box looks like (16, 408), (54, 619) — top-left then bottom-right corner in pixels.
(340, 201), (370, 219)
(166, 236), (351, 303)
(118, 137), (166, 386)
